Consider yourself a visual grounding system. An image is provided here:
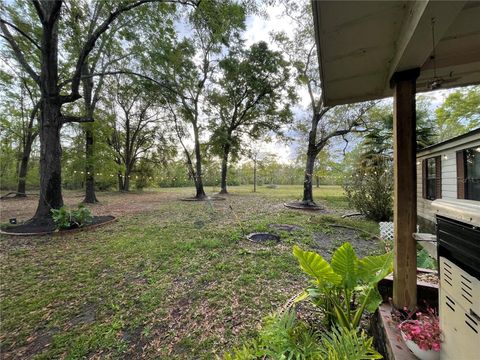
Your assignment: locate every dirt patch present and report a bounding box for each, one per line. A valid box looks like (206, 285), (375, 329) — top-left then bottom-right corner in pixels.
(69, 303), (96, 327)
(1, 215), (115, 235)
(0, 190), (177, 224)
(313, 227), (380, 260)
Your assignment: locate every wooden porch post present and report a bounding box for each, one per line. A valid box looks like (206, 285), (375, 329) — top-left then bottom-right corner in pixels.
(391, 68), (420, 309)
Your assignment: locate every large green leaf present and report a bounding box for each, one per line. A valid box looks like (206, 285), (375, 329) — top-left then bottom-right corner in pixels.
(357, 251), (393, 283)
(292, 246), (341, 285)
(355, 285), (383, 314)
(331, 242), (358, 290)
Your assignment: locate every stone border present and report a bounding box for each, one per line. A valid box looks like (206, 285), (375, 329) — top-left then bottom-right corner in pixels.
(0, 216), (117, 237)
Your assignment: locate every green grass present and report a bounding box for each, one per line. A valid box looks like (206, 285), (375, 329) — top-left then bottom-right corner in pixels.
(0, 185), (381, 359)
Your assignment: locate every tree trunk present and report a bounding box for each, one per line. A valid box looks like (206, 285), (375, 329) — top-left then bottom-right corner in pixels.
(193, 125), (206, 199)
(123, 171), (130, 192)
(16, 128), (36, 197)
(33, 100), (64, 222)
(253, 158), (257, 193)
(316, 175), (320, 188)
(31, 8), (64, 224)
(82, 62), (98, 203)
(219, 144), (230, 194)
(117, 172), (124, 191)
(302, 151), (316, 205)
(83, 126), (98, 203)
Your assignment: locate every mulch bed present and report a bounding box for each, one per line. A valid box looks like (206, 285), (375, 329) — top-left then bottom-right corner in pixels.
(179, 196), (226, 202)
(283, 201), (326, 212)
(0, 215), (116, 236)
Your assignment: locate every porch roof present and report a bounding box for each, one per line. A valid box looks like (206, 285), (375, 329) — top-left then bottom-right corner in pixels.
(312, 1), (480, 106)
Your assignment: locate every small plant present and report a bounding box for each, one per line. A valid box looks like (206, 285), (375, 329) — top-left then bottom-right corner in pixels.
(398, 307), (442, 352)
(293, 243), (393, 329)
(222, 311), (382, 359)
(318, 326), (383, 360)
(51, 204), (93, 230)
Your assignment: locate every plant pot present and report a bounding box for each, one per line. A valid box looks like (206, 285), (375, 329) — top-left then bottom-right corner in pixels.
(400, 322), (440, 360)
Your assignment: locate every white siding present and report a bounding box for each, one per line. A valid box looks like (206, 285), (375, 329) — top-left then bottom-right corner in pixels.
(416, 133), (480, 225)
(442, 150), (457, 200)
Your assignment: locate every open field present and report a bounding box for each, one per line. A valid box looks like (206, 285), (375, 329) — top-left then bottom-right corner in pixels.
(0, 185), (383, 359)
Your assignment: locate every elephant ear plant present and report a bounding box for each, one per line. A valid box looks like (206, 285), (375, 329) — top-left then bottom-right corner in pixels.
(293, 243), (393, 329)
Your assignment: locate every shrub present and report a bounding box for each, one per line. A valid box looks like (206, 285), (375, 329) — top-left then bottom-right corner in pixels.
(343, 158), (393, 222)
(293, 243), (393, 329)
(51, 204), (93, 230)
(223, 311), (382, 359)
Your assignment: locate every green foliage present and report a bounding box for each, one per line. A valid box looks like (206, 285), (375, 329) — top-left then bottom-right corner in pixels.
(292, 243), (393, 329)
(417, 248), (437, 270)
(318, 326), (382, 360)
(343, 157), (393, 222)
(51, 204), (93, 230)
(435, 86), (480, 141)
(223, 311), (382, 360)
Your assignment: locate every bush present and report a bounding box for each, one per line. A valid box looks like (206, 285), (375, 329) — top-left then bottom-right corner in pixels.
(51, 204), (93, 230)
(293, 243), (393, 330)
(343, 158), (393, 222)
(223, 311), (382, 359)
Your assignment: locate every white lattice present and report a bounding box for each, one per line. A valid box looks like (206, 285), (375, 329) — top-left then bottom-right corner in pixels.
(379, 222), (420, 240)
(379, 222), (394, 240)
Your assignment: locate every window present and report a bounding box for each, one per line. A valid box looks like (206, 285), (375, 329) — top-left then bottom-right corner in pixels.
(422, 156), (441, 200)
(464, 147), (480, 201)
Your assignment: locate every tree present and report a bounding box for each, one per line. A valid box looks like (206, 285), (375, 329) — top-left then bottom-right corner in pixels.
(435, 86), (480, 141)
(161, 0), (245, 199)
(208, 41), (294, 194)
(105, 76), (172, 192)
(0, 0), (195, 224)
(274, 3), (374, 208)
(0, 70), (40, 196)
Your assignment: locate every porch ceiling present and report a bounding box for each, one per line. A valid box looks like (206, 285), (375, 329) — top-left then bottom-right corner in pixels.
(313, 0), (480, 106)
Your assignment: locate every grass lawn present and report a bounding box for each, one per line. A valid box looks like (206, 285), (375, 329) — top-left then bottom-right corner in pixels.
(0, 185), (384, 359)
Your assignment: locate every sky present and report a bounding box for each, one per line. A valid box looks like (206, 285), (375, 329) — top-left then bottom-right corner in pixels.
(242, 4), (454, 165)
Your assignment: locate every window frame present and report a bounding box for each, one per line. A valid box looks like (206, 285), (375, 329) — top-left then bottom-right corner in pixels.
(422, 156), (442, 201)
(463, 146), (480, 201)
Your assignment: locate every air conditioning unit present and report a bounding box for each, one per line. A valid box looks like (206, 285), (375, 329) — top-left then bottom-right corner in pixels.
(434, 200), (480, 359)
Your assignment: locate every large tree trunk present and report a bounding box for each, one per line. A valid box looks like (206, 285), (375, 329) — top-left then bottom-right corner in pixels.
(31, 6), (64, 224)
(33, 101), (64, 221)
(16, 135), (34, 197)
(301, 113), (322, 207)
(219, 144), (230, 194)
(83, 126), (98, 203)
(193, 125), (206, 199)
(82, 63), (98, 203)
(302, 150), (316, 205)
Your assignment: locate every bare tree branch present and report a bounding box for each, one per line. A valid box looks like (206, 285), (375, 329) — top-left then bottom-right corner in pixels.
(0, 19), (40, 84)
(0, 19), (41, 50)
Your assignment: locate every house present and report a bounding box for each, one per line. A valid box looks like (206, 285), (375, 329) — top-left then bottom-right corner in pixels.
(417, 128), (480, 232)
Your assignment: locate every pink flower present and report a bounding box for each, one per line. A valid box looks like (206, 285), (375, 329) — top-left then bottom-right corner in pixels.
(399, 308), (442, 351)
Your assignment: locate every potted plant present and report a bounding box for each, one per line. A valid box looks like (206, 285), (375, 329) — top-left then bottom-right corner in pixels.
(398, 307), (441, 360)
